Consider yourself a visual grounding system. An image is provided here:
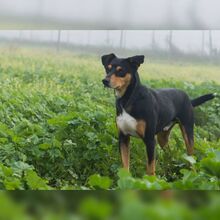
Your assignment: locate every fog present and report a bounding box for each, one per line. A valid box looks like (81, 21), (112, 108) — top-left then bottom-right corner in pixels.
(0, 0), (220, 28)
(0, 30), (220, 57)
(0, 0), (220, 57)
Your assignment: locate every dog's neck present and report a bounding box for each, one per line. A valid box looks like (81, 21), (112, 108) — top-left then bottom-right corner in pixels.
(116, 71), (141, 110)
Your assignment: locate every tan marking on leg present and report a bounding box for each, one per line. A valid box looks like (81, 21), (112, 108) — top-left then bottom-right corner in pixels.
(157, 123), (176, 149)
(157, 131), (171, 149)
(179, 124), (194, 155)
(146, 159), (155, 176)
(136, 120), (146, 138)
(120, 143), (130, 171)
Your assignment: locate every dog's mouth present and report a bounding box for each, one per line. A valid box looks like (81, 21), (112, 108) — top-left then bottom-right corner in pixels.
(104, 85), (119, 90)
(103, 83), (120, 90)
(113, 86), (121, 90)
(102, 79), (121, 90)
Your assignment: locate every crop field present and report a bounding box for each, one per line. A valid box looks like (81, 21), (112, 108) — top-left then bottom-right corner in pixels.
(0, 47), (219, 190)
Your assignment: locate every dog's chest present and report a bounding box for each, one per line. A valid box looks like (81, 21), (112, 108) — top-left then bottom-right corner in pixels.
(116, 109), (138, 136)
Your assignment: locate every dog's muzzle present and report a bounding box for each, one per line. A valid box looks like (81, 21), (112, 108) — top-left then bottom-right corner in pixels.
(102, 78), (110, 87)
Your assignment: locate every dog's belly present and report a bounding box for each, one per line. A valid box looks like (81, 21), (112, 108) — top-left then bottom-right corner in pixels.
(163, 122), (173, 131)
(116, 109), (138, 136)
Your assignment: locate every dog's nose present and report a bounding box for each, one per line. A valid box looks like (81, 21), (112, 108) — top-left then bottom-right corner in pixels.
(102, 78), (110, 87)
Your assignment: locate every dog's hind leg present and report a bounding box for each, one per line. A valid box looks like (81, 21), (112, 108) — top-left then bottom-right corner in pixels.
(157, 123), (176, 149)
(179, 123), (194, 155)
(178, 105), (194, 155)
(157, 131), (171, 149)
(119, 132), (130, 171)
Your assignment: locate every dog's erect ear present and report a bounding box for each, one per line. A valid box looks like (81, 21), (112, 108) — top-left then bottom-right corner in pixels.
(101, 53), (116, 67)
(127, 55), (145, 67)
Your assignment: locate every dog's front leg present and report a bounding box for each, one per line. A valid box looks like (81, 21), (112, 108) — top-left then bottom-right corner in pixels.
(143, 138), (156, 175)
(119, 132), (130, 171)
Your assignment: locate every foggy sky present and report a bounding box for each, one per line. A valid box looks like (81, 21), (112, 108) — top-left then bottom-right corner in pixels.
(0, 30), (220, 54)
(0, 0), (220, 29)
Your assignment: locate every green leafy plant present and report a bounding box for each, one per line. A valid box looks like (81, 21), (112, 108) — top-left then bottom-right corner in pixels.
(0, 47), (219, 190)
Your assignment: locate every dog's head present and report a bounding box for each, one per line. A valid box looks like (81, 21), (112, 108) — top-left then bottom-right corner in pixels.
(101, 53), (144, 97)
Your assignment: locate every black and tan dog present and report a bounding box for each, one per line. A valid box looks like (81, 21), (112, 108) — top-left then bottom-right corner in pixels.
(101, 53), (216, 175)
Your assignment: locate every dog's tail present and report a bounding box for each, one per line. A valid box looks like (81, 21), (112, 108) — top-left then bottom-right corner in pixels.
(191, 93), (217, 107)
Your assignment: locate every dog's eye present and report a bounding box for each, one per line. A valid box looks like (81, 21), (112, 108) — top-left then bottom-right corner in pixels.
(116, 71), (126, 77)
(105, 65), (112, 74)
(116, 66), (126, 77)
(116, 66), (122, 72)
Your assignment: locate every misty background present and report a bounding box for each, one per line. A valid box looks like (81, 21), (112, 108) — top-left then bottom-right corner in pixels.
(0, 0), (220, 60)
(0, 30), (220, 61)
(0, 0), (220, 29)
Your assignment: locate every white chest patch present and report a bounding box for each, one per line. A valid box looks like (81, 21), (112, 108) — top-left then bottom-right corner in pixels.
(116, 109), (138, 136)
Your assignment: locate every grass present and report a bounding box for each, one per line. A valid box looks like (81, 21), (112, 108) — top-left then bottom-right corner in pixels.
(1, 46), (220, 84)
(0, 46), (219, 190)
(141, 61), (220, 84)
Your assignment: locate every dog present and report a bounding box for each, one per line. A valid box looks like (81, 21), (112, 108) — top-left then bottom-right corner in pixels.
(101, 53), (216, 175)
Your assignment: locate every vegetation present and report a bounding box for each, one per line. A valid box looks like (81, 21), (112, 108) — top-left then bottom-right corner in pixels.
(1, 191), (220, 219)
(0, 47), (219, 190)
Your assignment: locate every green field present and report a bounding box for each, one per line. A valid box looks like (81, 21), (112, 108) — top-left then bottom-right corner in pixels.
(0, 47), (219, 190)
(142, 61), (220, 83)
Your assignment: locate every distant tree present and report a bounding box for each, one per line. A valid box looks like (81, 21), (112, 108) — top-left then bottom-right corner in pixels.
(106, 30), (110, 46)
(168, 30), (173, 52)
(209, 30), (213, 56)
(201, 31), (205, 55)
(87, 31), (91, 46)
(166, 30), (181, 55)
(119, 30), (124, 49)
(57, 30), (62, 52)
(151, 30), (156, 50)
(123, 30), (127, 49)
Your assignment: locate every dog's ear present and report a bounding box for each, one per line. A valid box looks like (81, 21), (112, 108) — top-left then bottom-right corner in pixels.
(127, 55), (145, 67)
(101, 53), (116, 67)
